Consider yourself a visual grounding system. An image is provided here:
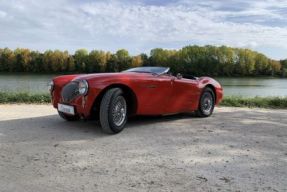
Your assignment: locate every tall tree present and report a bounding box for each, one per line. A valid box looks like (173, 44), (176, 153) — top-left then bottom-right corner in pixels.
(0, 48), (15, 72)
(43, 50), (53, 73)
(14, 48), (31, 72)
(74, 49), (88, 72)
(67, 55), (76, 72)
(131, 55), (143, 68)
(106, 54), (118, 72)
(269, 60), (281, 76)
(29, 51), (43, 72)
(281, 59), (287, 77)
(254, 54), (269, 75)
(87, 50), (108, 73)
(140, 53), (150, 66)
(116, 49), (131, 71)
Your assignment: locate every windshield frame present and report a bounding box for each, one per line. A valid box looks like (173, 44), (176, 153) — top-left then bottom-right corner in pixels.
(123, 67), (170, 75)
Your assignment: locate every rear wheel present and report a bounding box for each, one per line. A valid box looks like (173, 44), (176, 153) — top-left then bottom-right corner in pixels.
(195, 87), (215, 117)
(58, 111), (80, 121)
(99, 88), (128, 134)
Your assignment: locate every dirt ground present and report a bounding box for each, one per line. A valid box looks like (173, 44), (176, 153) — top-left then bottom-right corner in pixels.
(0, 104), (286, 192)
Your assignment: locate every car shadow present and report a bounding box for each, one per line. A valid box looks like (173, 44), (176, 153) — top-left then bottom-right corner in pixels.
(127, 113), (196, 127)
(0, 112), (199, 142)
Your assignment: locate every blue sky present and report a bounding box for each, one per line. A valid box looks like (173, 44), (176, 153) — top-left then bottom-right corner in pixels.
(0, 0), (287, 59)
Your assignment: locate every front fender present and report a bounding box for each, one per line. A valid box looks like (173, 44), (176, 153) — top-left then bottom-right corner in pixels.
(198, 77), (223, 105)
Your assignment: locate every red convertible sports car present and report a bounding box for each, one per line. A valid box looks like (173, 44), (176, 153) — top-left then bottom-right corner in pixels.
(49, 67), (223, 134)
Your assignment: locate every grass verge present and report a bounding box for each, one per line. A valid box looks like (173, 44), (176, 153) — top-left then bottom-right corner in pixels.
(0, 92), (50, 104)
(221, 96), (287, 109)
(0, 92), (287, 109)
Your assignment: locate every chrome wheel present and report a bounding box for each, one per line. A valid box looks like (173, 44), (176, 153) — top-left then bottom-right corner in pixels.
(112, 96), (127, 126)
(100, 88), (128, 134)
(201, 92), (213, 115)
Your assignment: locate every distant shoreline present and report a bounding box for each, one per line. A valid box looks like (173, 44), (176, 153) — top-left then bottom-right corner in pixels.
(1, 46), (286, 77)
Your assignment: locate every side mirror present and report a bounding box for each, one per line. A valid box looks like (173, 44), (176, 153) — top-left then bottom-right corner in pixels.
(176, 73), (182, 79)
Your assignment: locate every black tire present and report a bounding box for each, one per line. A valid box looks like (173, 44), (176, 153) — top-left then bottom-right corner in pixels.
(195, 87), (215, 117)
(58, 111), (80, 121)
(99, 88), (128, 134)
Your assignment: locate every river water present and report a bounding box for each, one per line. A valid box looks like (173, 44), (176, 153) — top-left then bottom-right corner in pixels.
(0, 74), (286, 97)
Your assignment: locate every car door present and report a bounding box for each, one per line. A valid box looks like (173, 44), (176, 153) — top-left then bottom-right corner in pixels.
(164, 76), (200, 114)
(135, 74), (173, 115)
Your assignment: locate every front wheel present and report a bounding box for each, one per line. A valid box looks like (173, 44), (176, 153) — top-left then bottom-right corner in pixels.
(99, 88), (128, 134)
(195, 87), (215, 117)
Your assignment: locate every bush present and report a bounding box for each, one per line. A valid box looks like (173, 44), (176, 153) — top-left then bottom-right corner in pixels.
(0, 92), (50, 104)
(221, 96), (287, 109)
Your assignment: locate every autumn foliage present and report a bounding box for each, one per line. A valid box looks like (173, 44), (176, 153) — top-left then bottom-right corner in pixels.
(0, 46), (286, 76)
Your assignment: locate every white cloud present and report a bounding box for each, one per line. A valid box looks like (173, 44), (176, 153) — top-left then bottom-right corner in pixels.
(0, 0), (286, 59)
(0, 10), (7, 18)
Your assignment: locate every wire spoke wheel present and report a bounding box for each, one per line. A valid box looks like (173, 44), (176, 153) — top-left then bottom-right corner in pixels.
(201, 93), (213, 114)
(100, 88), (128, 134)
(195, 87), (215, 117)
(111, 96), (127, 126)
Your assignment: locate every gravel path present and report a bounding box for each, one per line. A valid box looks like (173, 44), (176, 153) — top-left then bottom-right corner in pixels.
(0, 105), (286, 192)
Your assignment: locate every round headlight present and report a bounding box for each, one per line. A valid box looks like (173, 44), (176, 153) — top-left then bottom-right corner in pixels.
(78, 80), (89, 95)
(48, 80), (54, 92)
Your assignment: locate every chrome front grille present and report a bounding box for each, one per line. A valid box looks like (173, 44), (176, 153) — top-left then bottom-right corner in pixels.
(61, 81), (79, 103)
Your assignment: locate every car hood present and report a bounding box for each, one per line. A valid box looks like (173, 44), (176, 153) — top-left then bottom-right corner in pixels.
(73, 72), (150, 81)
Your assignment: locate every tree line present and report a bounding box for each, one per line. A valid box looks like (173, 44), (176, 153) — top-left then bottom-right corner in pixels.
(0, 46), (286, 77)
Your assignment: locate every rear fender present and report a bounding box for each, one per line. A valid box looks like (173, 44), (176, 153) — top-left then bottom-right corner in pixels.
(198, 77), (223, 105)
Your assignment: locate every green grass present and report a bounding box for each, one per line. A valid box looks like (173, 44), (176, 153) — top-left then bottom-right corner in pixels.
(0, 92), (51, 104)
(0, 92), (287, 109)
(221, 96), (287, 109)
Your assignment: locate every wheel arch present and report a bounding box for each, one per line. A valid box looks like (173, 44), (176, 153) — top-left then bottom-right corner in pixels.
(90, 83), (138, 118)
(204, 84), (216, 102)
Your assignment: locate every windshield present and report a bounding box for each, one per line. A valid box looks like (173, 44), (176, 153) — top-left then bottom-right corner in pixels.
(123, 67), (170, 75)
